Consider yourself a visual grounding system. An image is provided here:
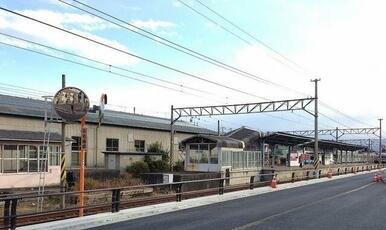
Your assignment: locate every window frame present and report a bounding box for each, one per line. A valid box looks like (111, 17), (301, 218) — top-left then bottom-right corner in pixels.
(134, 140), (145, 152)
(106, 138), (119, 152)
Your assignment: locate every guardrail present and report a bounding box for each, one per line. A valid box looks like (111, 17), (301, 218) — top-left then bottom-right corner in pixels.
(0, 164), (383, 230)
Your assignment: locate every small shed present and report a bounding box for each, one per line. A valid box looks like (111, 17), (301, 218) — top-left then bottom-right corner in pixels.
(181, 135), (262, 172)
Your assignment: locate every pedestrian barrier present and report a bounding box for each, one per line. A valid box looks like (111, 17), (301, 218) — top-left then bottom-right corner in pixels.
(0, 165), (382, 229)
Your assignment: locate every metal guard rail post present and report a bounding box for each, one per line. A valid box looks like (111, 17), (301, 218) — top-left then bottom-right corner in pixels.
(3, 167), (380, 228)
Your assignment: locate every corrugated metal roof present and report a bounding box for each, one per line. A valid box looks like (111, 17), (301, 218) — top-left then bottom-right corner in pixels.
(225, 126), (261, 140)
(0, 94), (215, 134)
(0, 129), (62, 142)
(181, 134), (244, 148)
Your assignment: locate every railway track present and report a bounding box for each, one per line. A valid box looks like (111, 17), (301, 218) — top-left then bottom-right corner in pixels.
(2, 183), (261, 229)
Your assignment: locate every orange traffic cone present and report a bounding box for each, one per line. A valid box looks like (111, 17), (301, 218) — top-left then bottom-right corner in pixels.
(378, 171), (384, 182)
(327, 171), (332, 179)
(271, 176), (277, 188)
(373, 174), (378, 182)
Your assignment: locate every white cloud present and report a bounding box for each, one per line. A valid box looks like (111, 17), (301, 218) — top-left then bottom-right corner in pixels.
(0, 9), (138, 66)
(289, 0), (386, 122)
(131, 19), (176, 31)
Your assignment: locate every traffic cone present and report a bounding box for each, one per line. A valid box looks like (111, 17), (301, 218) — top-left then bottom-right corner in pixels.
(379, 171), (384, 182)
(327, 170), (332, 179)
(271, 176), (277, 188)
(373, 174), (378, 182)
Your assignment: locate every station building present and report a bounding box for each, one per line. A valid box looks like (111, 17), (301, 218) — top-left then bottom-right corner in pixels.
(181, 130), (372, 174)
(0, 94), (214, 188)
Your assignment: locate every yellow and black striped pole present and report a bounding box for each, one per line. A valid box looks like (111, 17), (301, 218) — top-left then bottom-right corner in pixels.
(314, 154), (319, 170)
(60, 152), (66, 183)
(60, 74), (66, 209)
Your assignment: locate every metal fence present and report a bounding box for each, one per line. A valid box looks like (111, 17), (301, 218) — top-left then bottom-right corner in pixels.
(221, 151), (262, 170)
(0, 163), (383, 230)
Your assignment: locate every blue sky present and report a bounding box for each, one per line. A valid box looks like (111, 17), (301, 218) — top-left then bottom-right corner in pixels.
(0, 0), (385, 138)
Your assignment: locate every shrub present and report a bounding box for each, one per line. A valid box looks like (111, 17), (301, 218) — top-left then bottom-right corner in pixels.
(173, 161), (184, 172)
(150, 160), (170, 172)
(148, 142), (166, 154)
(145, 142), (172, 172)
(74, 174), (142, 190)
(126, 161), (150, 176)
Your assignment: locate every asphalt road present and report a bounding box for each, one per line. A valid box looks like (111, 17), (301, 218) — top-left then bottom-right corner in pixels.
(92, 173), (386, 230)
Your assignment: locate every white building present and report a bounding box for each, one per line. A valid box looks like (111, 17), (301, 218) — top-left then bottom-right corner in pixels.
(0, 94), (214, 189)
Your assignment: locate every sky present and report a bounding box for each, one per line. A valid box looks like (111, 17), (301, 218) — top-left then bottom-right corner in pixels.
(0, 0), (385, 139)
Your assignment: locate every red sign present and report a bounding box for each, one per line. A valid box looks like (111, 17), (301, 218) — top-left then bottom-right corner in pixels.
(290, 153), (298, 161)
(81, 127), (87, 149)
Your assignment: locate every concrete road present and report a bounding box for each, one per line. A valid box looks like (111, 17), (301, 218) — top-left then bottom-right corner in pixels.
(92, 173), (386, 230)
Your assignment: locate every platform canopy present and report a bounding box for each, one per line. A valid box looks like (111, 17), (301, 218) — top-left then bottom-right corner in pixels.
(181, 134), (244, 149)
(263, 132), (366, 152)
(263, 132), (312, 146)
(300, 140), (366, 152)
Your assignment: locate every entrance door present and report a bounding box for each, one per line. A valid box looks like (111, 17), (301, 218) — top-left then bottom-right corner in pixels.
(107, 154), (117, 170)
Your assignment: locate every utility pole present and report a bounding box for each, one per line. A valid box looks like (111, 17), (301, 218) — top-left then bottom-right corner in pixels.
(311, 78), (321, 177)
(170, 105), (174, 172)
(335, 127), (339, 142)
(379, 118), (383, 165)
(60, 74), (66, 209)
(368, 138), (371, 163)
(217, 120), (220, 136)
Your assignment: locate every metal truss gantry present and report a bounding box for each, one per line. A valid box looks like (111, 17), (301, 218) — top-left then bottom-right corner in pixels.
(172, 98), (315, 120)
(340, 139), (376, 151)
(169, 97), (318, 170)
(285, 127), (380, 141)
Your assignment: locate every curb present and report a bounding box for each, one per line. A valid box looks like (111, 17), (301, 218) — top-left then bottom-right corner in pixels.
(20, 169), (384, 230)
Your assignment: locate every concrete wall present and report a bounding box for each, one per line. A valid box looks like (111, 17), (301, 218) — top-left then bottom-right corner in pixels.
(228, 169), (260, 185)
(274, 163), (383, 183)
(0, 166), (60, 189)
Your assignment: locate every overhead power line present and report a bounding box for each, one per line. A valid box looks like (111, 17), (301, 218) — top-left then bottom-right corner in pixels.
(59, 0), (308, 98)
(0, 33), (213, 97)
(0, 6), (357, 129)
(55, 1), (333, 127)
(0, 6), (269, 101)
(58, 0), (272, 87)
(0, 41), (215, 101)
(178, 0), (371, 129)
(0, 81), (52, 95)
(194, 0), (310, 75)
(320, 101), (374, 127)
(0, 38), (321, 127)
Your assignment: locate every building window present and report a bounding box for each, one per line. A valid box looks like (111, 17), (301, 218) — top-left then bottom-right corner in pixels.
(134, 140), (145, 152)
(0, 145), (60, 173)
(50, 146), (60, 166)
(39, 146), (49, 172)
(71, 136), (81, 166)
(106, 138), (119, 152)
(3, 145), (17, 173)
(18, 145), (28, 172)
(188, 144), (218, 164)
(29, 145), (38, 172)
